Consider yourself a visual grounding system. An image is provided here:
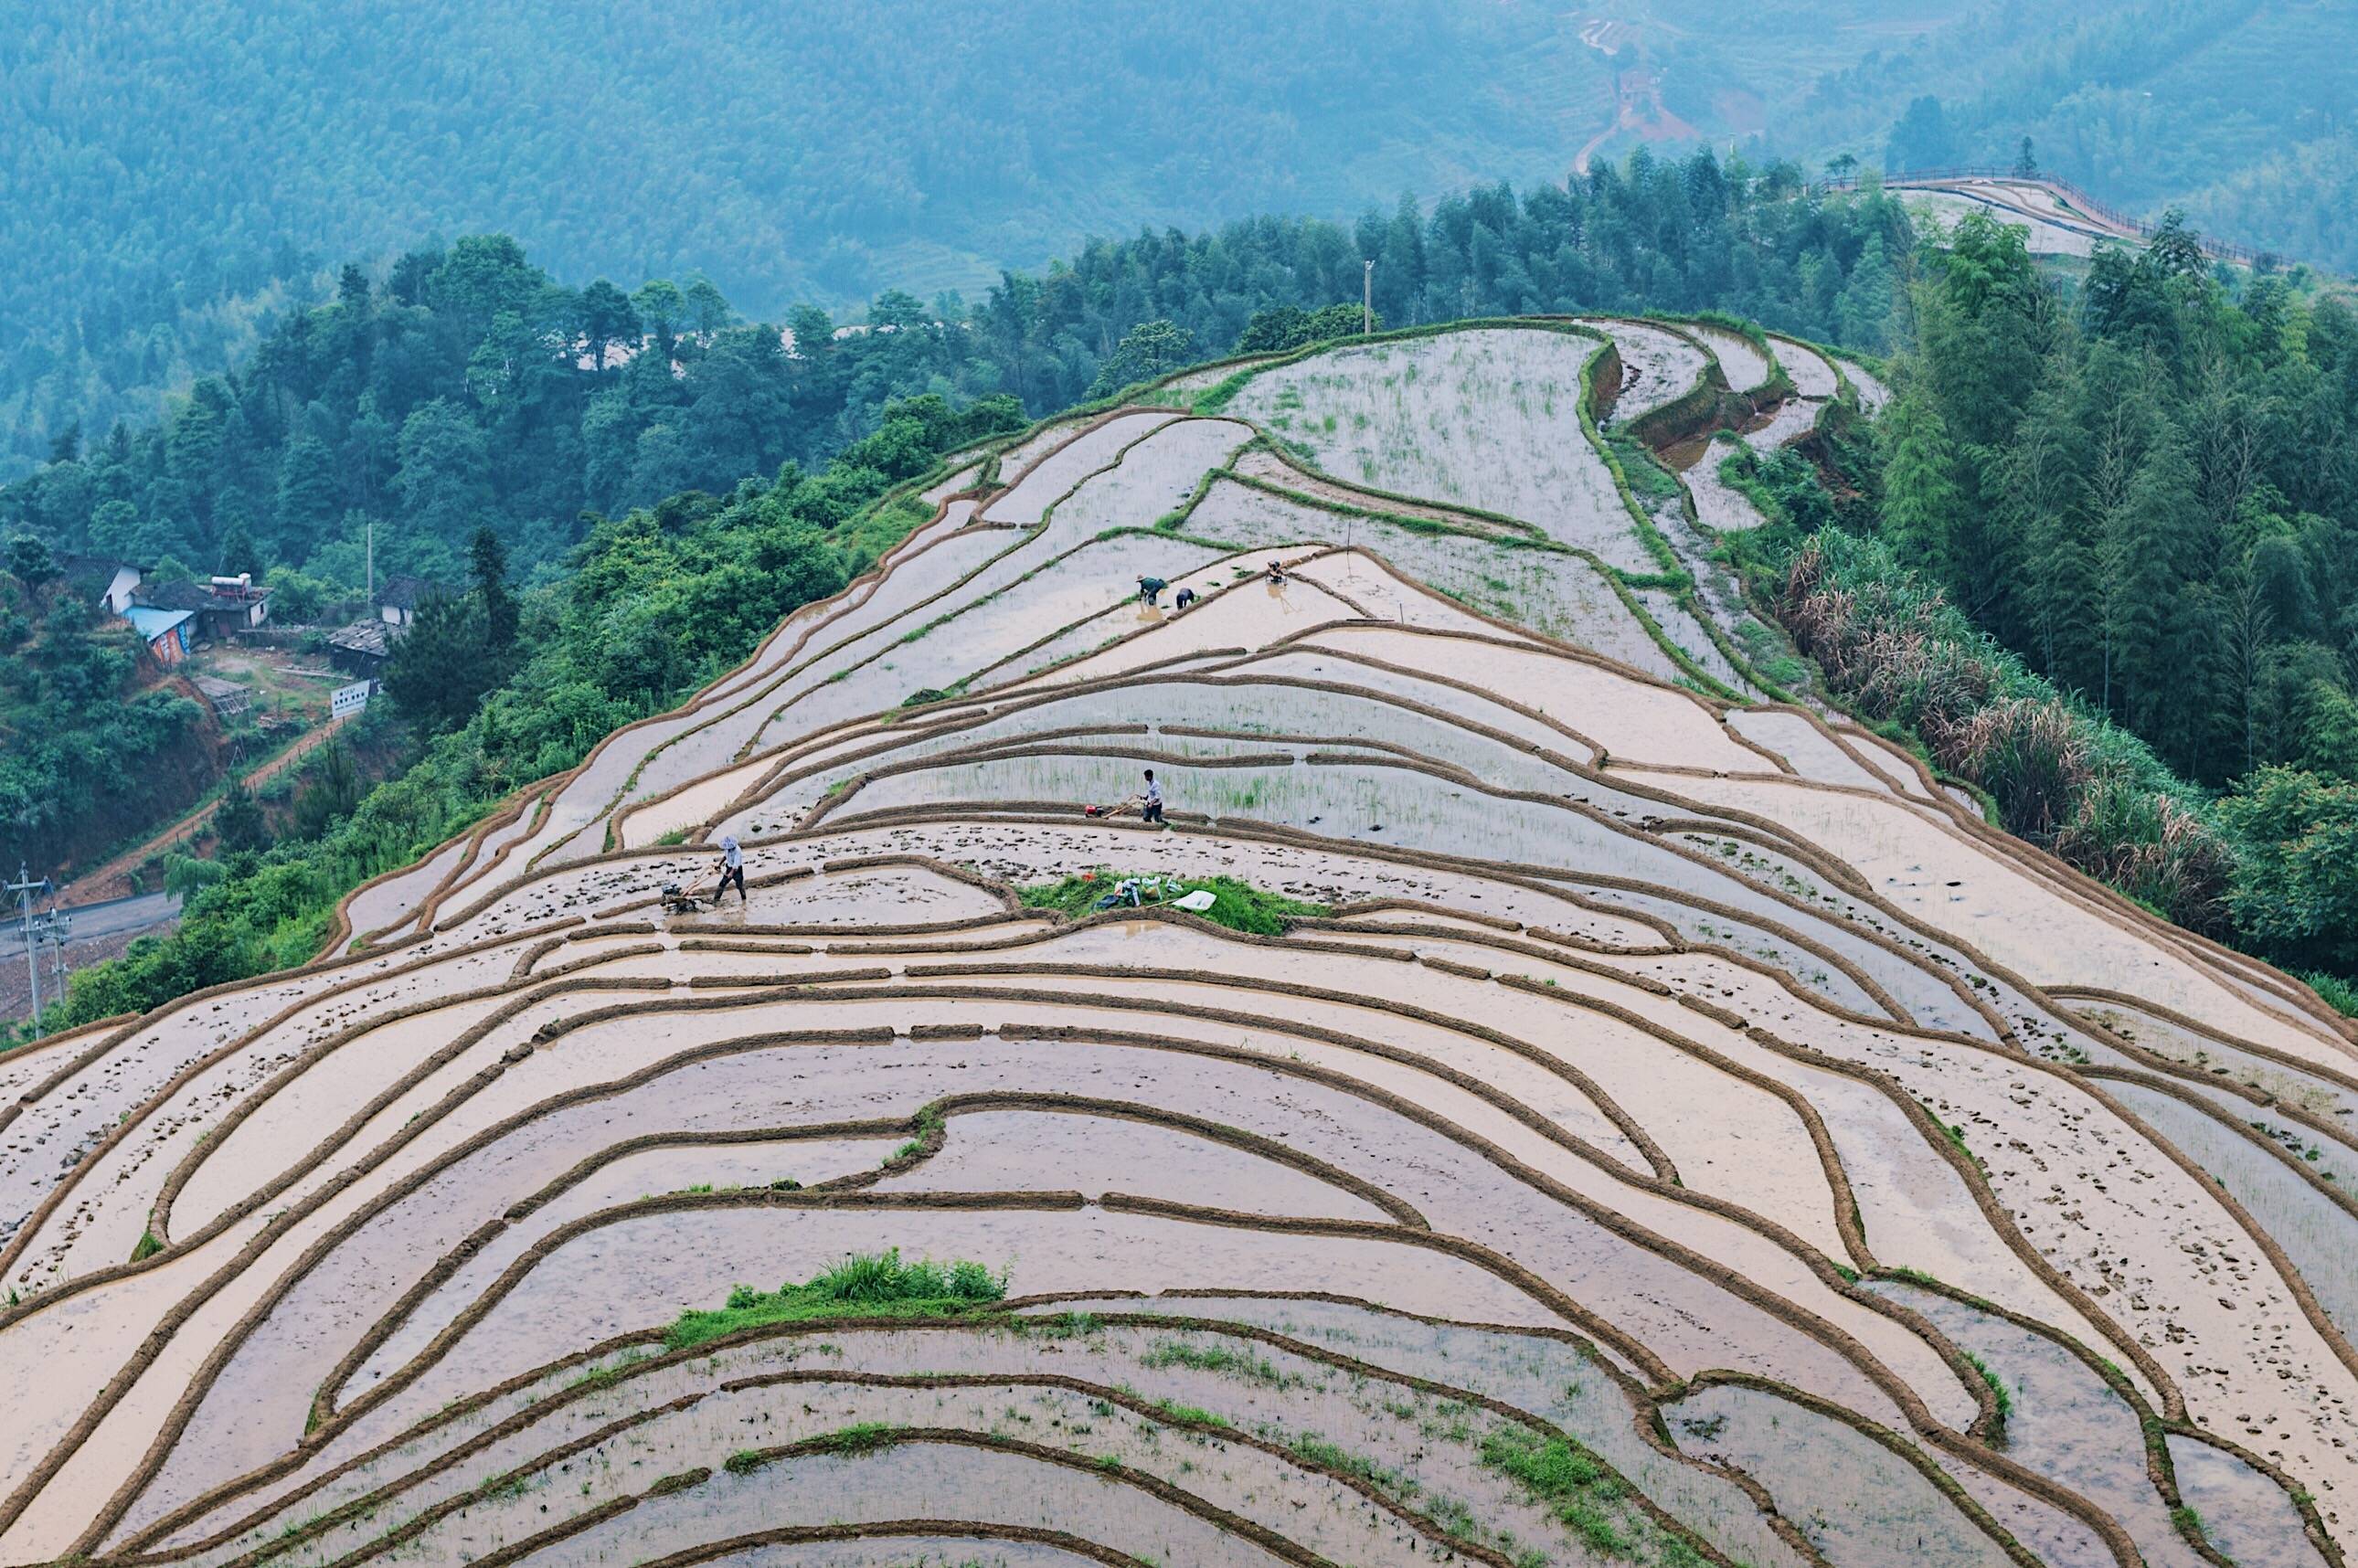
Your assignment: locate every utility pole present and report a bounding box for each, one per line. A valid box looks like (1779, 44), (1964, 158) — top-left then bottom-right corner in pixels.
(7, 863), (50, 1028)
(1363, 260), (1375, 335)
(33, 908), (69, 1006)
(366, 520), (374, 605)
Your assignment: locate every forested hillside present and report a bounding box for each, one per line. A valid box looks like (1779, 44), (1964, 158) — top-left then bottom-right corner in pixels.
(1778, 207), (2358, 990)
(15, 0), (2347, 489)
(0, 547), (217, 878)
(1776, 0), (2358, 263)
(1890, 213), (2357, 786)
(0, 159), (1910, 590)
(0, 0), (1611, 481)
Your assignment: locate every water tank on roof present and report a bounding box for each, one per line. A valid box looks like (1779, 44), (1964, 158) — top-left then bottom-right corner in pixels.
(210, 573), (253, 591)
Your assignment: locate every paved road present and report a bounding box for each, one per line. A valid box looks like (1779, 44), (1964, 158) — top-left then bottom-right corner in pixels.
(0, 891), (182, 955)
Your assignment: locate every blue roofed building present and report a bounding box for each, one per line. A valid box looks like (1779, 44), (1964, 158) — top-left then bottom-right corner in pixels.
(123, 606), (194, 665)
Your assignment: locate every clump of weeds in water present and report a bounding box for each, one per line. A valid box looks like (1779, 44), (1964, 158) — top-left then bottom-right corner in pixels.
(666, 1249), (1005, 1351)
(808, 1422), (899, 1457)
(886, 1105), (945, 1165)
(1140, 1338), (1290, 1385)
(1152, 1398), (1229, 1427)
(729, 1424), (902, 1475)
(1481, 1425), (1642, 1559)
(1010, 1310), (1102, 1340)
(1966, 1352), (2013, 1437)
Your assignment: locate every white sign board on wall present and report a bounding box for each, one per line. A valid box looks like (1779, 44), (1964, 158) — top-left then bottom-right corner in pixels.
(331, 681), (374, 720)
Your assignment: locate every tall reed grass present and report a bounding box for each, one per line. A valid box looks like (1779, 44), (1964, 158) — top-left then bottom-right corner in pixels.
(1779, 531), (2234, 934)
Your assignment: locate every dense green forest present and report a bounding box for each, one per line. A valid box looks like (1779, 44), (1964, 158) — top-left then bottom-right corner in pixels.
(1762, 207), (2358, 987)
(0, 0), (1616, 481)
(14, 0), (2348, 488)
(0, 158), (1912, 591)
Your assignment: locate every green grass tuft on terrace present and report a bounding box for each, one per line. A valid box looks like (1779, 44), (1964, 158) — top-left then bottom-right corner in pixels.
(1017, 871), (1330, 936)
(666, 1248), (1006, 1351)
(1481, 1425), (1674, 1563)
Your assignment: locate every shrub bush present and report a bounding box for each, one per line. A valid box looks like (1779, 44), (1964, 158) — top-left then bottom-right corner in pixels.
(1777, 529), (2236, 936)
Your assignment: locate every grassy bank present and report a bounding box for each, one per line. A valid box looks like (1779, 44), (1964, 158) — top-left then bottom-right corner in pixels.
(1018, 871), (1330, 936)
(668, 1249), (1006, 1351)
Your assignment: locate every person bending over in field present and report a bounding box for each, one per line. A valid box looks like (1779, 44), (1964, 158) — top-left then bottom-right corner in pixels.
(1137, 575), (1167, 607)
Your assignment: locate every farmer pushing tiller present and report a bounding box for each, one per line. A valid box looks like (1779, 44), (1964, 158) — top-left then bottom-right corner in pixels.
(1085, 767), (1168, 827)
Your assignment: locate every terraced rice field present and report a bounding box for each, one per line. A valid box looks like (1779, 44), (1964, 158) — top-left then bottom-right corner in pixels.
(1897, 180), (2136, 261)
(5, 320), (2353, 1568)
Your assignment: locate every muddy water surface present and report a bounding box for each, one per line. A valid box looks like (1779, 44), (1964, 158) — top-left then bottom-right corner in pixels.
(1668, 1382), (2015, 1568)
(2168, 1431), (2331, 1568)
(870, 1108), (1391, 1221)
(538, 1442), (1295, 1568)
(1871, 1278), (2211, 1568)
(1046, 1295), (1809, 1568)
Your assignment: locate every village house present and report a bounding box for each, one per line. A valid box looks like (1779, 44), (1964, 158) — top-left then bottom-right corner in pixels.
(58, 555), (146, 615)
(190, 673), (253, 717)
(133, 575), (272, 644)
(376, 575), (443, 629)
(325, 618), (393, 679)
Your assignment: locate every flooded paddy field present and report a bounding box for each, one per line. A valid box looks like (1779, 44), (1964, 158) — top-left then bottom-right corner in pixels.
(4, 320), (2351, 1568)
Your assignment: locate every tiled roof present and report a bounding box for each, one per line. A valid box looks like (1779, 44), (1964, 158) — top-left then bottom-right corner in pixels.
(326, 620), (392, 658)
(377, 574), (446, 610)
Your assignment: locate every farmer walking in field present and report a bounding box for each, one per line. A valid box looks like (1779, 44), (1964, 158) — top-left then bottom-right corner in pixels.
(713, 832), (748, 904)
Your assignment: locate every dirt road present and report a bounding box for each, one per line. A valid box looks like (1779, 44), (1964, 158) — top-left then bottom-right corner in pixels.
(54, 716), (349, 904)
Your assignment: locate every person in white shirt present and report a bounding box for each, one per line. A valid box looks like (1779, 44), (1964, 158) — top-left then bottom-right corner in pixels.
(714, 833), (747, 904)
(1082, 768), (1171, 825)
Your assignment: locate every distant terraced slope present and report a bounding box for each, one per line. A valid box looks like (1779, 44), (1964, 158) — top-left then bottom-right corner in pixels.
(2, 318), (2353, 1568)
